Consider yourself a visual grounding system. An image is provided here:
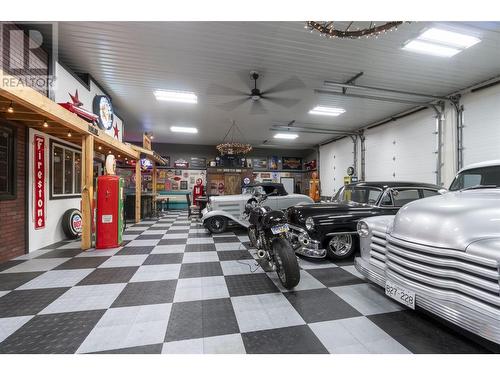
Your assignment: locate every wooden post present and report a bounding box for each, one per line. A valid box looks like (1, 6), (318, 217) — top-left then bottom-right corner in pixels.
(81, 135), (94, 250)
(152, 162), (157, 215)
(135, 160), (141, 223)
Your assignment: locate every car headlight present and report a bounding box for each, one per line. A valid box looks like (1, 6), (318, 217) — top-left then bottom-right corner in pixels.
(357, 221), (369, 238)
(305, 217), (315, 231)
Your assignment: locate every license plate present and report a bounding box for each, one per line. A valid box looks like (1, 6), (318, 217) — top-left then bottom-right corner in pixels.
(271, 224), (289, 234)
(385, 280), (416, 309)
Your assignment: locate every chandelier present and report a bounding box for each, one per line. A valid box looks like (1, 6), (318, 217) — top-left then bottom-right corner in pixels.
(305, 21), (404, 39)
(216, 120), (252, 155)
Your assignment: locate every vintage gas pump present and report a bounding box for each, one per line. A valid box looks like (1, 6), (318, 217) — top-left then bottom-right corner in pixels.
(96, 155), (124, 249)
(192, 178), (204, 207)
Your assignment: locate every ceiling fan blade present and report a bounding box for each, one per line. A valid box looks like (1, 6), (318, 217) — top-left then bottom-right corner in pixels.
(263, 96), (301, 108)
(207, 83), (248, 96)
(250, 100), (268, 115)
(215, 97), (249, 112)
(262, 76), (306, 95)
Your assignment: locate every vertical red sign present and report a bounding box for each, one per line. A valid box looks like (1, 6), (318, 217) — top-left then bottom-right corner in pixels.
(34, 134), (45, 229)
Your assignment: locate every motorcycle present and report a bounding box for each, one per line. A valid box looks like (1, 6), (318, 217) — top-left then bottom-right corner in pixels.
(244, 192), (300, 289)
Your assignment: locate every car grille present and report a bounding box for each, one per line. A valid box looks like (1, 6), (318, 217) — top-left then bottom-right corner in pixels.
(385, 235), (500, 308)
(368, 229), (388, 270)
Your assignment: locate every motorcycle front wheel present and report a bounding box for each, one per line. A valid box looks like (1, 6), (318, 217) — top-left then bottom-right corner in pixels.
(272, 237), (300, 289)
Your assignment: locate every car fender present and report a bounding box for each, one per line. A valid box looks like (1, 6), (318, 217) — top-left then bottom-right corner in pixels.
(201, 209), (250, 228)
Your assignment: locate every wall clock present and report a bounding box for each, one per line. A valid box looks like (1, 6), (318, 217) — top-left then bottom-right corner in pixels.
(93, 95), (114, 130)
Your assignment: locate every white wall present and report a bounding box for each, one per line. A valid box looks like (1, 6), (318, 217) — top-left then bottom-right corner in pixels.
(364, 109), (437, 184)
(54, 63), (124, 142)
(28, 129), (80, 252)
(461, 84), (500, 166)
(319, 137), (356, 196)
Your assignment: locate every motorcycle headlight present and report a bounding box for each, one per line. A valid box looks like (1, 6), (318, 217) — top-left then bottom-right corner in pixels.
(357, 221), (369, 238)
(305, 217), (315, 231)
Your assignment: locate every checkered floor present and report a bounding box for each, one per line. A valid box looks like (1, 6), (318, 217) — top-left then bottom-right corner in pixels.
(0, 211), (492, 354)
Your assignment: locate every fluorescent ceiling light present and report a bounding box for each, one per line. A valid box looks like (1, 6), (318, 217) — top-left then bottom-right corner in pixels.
(419, 28), (481, 49)
(403, 40), (461, 57)
(309, 106), (346, 117)
(170, 126), (198, 134)
(154, 90), (197, 104)
(274, 133), (298, 140)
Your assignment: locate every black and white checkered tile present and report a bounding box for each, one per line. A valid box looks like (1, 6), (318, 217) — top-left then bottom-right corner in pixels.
(0, 211), (492, 354)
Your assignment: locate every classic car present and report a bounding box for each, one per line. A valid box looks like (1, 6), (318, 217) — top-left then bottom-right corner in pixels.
(201, 182), (314, 233)
(286, 181), (443, 259)
(354, 160), (500, 345)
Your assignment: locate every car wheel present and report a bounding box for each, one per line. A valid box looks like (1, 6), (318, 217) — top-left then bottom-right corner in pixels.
(205, 216), (228, 234)
(326, 234), (357, 260)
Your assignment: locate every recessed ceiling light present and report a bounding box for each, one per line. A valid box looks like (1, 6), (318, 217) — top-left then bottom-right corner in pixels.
(274, 133), (298, 140)
(309, 106), (346, 117)
(419, 28), (481, 49)
(154, 90), (197, 104)
(403, 28), (480, 57)
(403, 40), (461, 57)
(170, 126), (198, 134)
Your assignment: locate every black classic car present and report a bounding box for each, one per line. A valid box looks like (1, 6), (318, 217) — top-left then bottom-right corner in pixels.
(287, 181), (443, 259)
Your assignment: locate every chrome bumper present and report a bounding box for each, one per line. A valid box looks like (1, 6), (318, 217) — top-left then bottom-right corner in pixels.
(355, 257), (500, 346)
(288, 224), (326, 258)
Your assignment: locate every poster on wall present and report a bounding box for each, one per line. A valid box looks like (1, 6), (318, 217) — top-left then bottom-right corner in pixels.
(253, 157), (268, 170)
(33, 135), (46, 230)
(190, 157), (206, 169)
(180, 181), (188, 190)
(282, 156), (302, 170)
(269, 156), (279, 170)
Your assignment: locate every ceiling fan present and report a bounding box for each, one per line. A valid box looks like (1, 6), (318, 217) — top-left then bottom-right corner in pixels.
(207, 71), (305, 114)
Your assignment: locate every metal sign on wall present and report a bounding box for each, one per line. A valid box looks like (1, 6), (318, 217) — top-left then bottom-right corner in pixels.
(33, 135), (46, 229)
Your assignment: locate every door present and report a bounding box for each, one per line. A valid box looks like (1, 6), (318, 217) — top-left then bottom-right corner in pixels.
(224, 173), (241, 195)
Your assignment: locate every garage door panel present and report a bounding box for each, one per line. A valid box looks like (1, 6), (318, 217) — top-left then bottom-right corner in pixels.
(319, 137), (355, 196)
(462, 86), (500, 165)
(365, 109), (436, 184)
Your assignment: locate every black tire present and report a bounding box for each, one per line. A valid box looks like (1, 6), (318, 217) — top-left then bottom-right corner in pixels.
(272, 237), (300, 289)
(325, 234), (358, 260)
(62, 209), (83, 239)
(205, 216), (228, 234)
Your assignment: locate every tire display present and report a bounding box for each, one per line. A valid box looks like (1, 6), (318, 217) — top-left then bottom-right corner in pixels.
(61, 208), (83, 239)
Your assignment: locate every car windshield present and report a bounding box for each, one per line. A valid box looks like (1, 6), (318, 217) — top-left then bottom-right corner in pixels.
(449, 165), (500, 191)
(242, 186), (263, 195)
(333, 186), (383, 205)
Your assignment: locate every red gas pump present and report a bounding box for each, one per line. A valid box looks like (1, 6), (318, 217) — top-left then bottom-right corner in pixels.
(96, 155), (124, 249)
(193, 178), (204, 207)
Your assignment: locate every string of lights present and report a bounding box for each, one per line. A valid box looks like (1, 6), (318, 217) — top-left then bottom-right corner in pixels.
(305, 21), (404, 39)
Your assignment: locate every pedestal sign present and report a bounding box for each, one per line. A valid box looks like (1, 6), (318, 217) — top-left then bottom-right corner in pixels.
(33, 135), (46, 229)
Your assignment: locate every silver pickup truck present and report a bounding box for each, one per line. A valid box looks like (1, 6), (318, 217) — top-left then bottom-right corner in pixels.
(355, 160), (500, 346)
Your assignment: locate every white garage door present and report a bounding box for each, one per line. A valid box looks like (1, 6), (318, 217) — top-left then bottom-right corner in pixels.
(319, 137), (355, 197)
(365, 109), (436, 184)
(461, 85), (500, 166)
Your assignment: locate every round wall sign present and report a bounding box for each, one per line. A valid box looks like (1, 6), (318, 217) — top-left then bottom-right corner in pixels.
(93, 95), (114, 130)
(347, 166), (355, 176)
(243, 177), (250, 185)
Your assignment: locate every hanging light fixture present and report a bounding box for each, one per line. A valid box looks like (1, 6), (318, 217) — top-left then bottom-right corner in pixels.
(43, 120), (49, 128)
(7, 102), (14, 113)
(216, 120), (252, 155)
(67, 131), (72, 137)
(305, 21), (404, 39)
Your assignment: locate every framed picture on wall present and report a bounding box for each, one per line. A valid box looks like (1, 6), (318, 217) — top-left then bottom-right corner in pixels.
(253, 157), (268, 170)
(190, 157), (207, 169)
(269, 156), (279, 170)
(282, 156), (302, 170)
(180, 181), (188, 190)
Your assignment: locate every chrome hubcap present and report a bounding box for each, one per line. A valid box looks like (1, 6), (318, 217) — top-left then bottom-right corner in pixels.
(329, 234), (353, 256)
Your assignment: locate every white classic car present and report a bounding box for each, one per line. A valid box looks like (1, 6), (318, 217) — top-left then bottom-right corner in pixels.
(355, 160), (500, 346)
(201, 182), (314, 233)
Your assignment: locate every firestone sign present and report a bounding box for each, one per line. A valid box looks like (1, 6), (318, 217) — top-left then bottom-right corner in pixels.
(33, 135), (46, 229)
